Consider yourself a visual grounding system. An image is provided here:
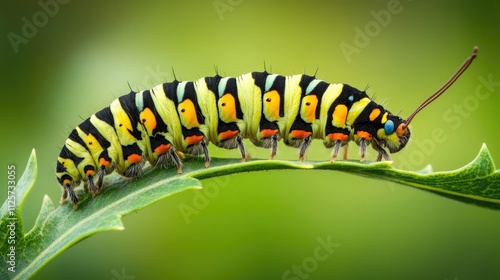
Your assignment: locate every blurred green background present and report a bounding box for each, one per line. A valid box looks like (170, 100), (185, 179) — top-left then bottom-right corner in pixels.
(1, 0), (500, 279)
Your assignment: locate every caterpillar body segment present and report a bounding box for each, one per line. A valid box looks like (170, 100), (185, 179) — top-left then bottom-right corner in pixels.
(56, 46), (478, 209)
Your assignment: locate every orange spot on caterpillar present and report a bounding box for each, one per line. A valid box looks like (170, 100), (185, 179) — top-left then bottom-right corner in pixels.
(328, 132), (349, 142)
(99, 157), (111, 167)
(154, 143), (171, 155)
(261, 129), (279, 138)
(356, 130), (372, 140)
(218, 94), (237, 123)
(219, 130), (239, 140)
(140, 107), (157, 134)
(301, 95), (318, 123)
(396, 123), (407, 136)
(290, 130), (312, 139)
(369, 108), (381, 121)
(263, 90), (281, 121)
(86, 169), (95, 176)
(332, 104), (348, 127)
(127, 153), (143, 164)
(185, 135), (204, 145)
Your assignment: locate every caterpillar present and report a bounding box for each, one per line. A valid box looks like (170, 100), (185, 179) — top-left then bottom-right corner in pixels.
(56, 47), (478, 209)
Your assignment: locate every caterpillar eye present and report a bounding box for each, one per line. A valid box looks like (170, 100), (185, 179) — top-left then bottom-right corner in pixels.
(384, 120), (395, 135)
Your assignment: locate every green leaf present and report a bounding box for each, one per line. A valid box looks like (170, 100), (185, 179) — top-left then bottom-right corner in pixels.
(0, 149), (37, 279)
(187, 143), (500, 209)
(0, 149), (37, 239)
(1, 153), (202, 280)
(2, 143), (500, 279)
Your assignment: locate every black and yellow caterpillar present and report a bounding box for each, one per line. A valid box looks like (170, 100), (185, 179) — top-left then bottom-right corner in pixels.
(56, 47), (478, 209)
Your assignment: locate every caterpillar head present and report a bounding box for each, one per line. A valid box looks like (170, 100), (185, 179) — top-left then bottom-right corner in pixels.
(378, 115), (411, 153)
(382, 46), (478, 154)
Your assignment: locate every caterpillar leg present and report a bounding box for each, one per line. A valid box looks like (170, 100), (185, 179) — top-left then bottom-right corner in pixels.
(236, 134), (248, 162)
(60, 186), (68, 205)
(255, 129), (280, 160)
(150, 136), (183, 173)
(331, 141), (349, 162)
(354, 129), (373, 162)
(86, 166), (107, 197)
(96, 166), (106, 193)
(87, 174), (98, 197)
(122, 144), (146, 178)
(185, 137), (210, 167)
(331, 140), (341, 162)
(170, 148), (183, 174)
(82, 164), (111, 199)
(269, 134), (278, 160)
(63, 184), (79, 209)
(375, 150), (390, 161)
(372, 141), (391, 161)
(298, 135), (312, 161)
(326, 131), (350, 162)
(156, 146), (183, 174)
(124, 162), (145, 178)
(201, 138), (211, 168)
(359, 138), (368, 162)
